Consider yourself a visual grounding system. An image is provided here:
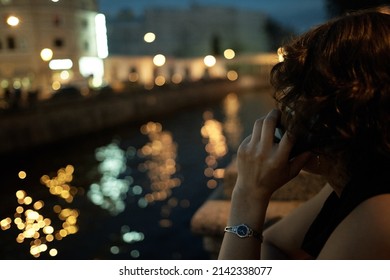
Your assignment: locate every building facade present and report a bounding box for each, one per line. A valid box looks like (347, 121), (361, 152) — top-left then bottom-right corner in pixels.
(107, 5), (271, 58)
(0, 0), (108, 99)
(103, 5), (275, 90)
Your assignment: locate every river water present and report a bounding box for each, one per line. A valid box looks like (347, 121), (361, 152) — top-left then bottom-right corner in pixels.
(0, 89), (275, 260)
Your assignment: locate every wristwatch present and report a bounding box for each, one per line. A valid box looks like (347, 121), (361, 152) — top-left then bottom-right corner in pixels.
(224, 224), (262, 241)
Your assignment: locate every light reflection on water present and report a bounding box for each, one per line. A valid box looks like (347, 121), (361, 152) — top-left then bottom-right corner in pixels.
(1, 166), (79, 258)
(88, 143), (132, 215)
(223, 92), (243, 150)
(201, 92), (242, 189)
(138, 121), (181, 208)
(201, 111), (228, 189)
(87, 121), (181, 216)
(0, 90), (274, 259)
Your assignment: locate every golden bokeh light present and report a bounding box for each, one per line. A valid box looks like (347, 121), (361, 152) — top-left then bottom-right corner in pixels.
(16, 190), (26, 200)
(129, 72), (139, 82)
(227, 70), (238, 81)
(223, 92), (243, 149)
(1, 165), (80, 258)
(224, 49), (236, 59)
(155, 75), (166, 86)
(153, 54), (166, 67)
(138, 122), (181, 207)
(171, 73), (183, 84)
(201, 111), (228, 189)
(49, 249), (58, 257)
(18, 171), (27, 179)
(41, 165), (78, 203)
(0, 217), (12, 230)
(52, 81), (61, 90)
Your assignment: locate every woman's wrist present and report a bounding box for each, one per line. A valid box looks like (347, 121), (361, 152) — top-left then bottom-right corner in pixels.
(228, 186), (271, 231)
(232, 182), (273, 204)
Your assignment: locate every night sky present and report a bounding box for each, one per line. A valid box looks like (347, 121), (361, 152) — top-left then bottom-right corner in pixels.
(97, 0), (327, 33)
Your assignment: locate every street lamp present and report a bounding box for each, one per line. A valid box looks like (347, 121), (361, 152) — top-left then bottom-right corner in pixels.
(40, 48), (53, 62)
(153, 54), (166, 67)
(39, 48), (54, 98)
(204, 55), (216, 67)
(144, 32), (156, 43)
(224, 49), (235, 60)
(6, 15), (20, 27)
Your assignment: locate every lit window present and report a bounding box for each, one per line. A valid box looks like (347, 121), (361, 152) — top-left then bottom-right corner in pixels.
(95, 14), (108, 59)
(49, 59), (73, 70)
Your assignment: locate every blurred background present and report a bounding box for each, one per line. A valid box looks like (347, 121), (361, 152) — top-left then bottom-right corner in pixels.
(0, 0), (388, 260)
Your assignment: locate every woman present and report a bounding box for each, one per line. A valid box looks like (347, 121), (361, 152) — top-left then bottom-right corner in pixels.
(218, 7), (390, 259)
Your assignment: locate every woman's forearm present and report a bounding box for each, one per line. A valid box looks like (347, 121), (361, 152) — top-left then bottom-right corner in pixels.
(218, 188), (271, 259)
(218, 110), (312, 260)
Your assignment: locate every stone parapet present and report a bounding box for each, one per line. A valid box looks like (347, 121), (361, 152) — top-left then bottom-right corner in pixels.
(191, 199), (304, 259)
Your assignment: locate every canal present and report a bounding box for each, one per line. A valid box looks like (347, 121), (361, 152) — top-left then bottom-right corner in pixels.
(0, 88), (276, 260)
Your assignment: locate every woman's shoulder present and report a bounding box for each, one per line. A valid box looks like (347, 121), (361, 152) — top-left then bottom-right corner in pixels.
(318, 194), (390, 259)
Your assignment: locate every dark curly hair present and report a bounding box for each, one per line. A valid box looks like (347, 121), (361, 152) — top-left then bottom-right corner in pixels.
(271, 8), (390, 174)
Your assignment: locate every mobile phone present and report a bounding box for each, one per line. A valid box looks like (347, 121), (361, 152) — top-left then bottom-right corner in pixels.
(274, 127), (311, 159)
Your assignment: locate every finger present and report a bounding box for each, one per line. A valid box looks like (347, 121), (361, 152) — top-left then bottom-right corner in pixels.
(248, 118), (264, 147)
(259, 109), (281, 151)
(277, 131), (295, 160)
(240, 134), (252, 147)
(289, 152), (312, 178)
(237, 134), (252, 153)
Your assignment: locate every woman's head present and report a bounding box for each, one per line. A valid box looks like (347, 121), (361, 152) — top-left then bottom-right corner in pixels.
(271, 7), (390, 174)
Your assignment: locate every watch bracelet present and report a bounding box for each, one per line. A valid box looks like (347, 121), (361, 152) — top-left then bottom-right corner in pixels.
(224, 223), (263, 242)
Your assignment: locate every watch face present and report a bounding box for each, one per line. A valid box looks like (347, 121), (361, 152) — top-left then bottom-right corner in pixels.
(237, 225), (248, 237)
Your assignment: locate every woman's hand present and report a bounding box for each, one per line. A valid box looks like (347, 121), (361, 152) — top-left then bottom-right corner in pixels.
(218, 109), (312, 260)
(234, 109), (311, 200)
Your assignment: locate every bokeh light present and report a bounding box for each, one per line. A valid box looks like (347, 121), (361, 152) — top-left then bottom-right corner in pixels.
(138, 121), (181, 207)
(40, 48), (53, 61)
(204, 55), (216, 67)
(227, 70), (238, 81)
(201, 111), (228, 189)
(224, 49), (236, 59)
(18, 171), (27, 179)
(153, 54), (166, 67)
(1, 164), (80, 258)
(6, 15), (20, 26)
(88, 142), (132, 215)
(144, 32), (156, 43)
